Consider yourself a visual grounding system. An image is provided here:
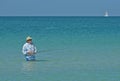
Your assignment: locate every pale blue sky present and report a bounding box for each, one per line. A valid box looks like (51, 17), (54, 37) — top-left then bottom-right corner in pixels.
(0, 0), (119, 16)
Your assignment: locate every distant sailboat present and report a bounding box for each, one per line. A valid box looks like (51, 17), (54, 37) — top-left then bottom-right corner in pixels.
(104, 11), (109, 17)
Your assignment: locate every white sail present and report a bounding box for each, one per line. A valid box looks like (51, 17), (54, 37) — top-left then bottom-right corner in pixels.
(104, 11), (109, 17)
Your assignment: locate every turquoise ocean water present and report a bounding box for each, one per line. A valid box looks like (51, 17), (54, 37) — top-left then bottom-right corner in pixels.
(0, 16), (120, 81)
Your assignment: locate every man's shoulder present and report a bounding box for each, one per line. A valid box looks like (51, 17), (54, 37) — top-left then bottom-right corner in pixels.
(23, 43), (29, 46)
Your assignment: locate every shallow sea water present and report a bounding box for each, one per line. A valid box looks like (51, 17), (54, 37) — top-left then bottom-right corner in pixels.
(0, 16), (120, 81)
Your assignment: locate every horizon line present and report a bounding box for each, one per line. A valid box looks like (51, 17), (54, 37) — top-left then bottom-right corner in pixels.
(0, 15), (120, 17)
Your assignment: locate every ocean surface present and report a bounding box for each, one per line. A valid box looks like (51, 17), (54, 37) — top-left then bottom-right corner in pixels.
(0, 16), (120, 81)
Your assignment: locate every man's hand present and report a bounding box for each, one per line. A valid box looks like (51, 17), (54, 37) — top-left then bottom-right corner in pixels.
(27, 51), (36, 55)
(27, 51), (33, 55)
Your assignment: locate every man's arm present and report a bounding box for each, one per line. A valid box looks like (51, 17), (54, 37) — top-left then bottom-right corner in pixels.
(34, 46), (37, 54)
(22, 45), (27, 55)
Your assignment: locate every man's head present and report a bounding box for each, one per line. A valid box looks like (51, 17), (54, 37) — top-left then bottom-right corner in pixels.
(26, 36), (32, 43)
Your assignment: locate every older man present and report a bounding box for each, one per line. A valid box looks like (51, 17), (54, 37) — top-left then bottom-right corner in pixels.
(22, 36), (37, 61)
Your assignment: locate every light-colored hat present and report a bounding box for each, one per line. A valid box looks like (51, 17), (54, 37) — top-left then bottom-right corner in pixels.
(26, 36), (32, 41)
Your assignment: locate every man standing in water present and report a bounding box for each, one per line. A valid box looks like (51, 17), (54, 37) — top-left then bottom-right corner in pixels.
(22, 36), (37, 61)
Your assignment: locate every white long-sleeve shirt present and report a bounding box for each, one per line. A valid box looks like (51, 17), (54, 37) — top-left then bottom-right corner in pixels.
(22, 43), (37, 55)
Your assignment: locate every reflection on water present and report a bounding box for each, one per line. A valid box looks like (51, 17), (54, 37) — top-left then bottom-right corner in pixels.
(21, 60), (49, 73)
(21, 61), (37, 78)
(21, 62), (35, 72)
